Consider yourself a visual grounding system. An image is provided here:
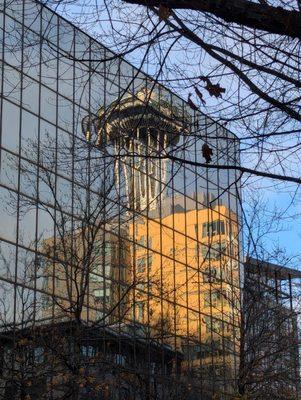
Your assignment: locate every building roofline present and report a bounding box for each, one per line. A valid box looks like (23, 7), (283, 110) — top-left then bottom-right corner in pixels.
(245, 257), (301, 280)
(0, 318), (183, 358)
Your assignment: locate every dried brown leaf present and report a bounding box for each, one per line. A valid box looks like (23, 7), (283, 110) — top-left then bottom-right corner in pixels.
(158, 4), (171, 21)
(204, 79), (226, 98)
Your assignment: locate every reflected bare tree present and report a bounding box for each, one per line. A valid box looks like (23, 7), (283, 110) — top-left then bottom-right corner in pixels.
(0, 131), (144, 398)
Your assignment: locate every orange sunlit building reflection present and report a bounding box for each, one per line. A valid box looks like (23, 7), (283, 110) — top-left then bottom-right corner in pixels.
(129, 199), (240, 395)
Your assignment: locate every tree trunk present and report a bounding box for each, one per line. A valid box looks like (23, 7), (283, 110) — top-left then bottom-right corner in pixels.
(124, 0), (301, 39)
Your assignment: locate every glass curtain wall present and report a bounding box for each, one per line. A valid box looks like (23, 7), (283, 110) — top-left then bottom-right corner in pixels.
(0, 1), (242, 398)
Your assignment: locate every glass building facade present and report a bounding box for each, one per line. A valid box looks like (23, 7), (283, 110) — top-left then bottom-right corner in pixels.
(0, 1), (241, 398)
